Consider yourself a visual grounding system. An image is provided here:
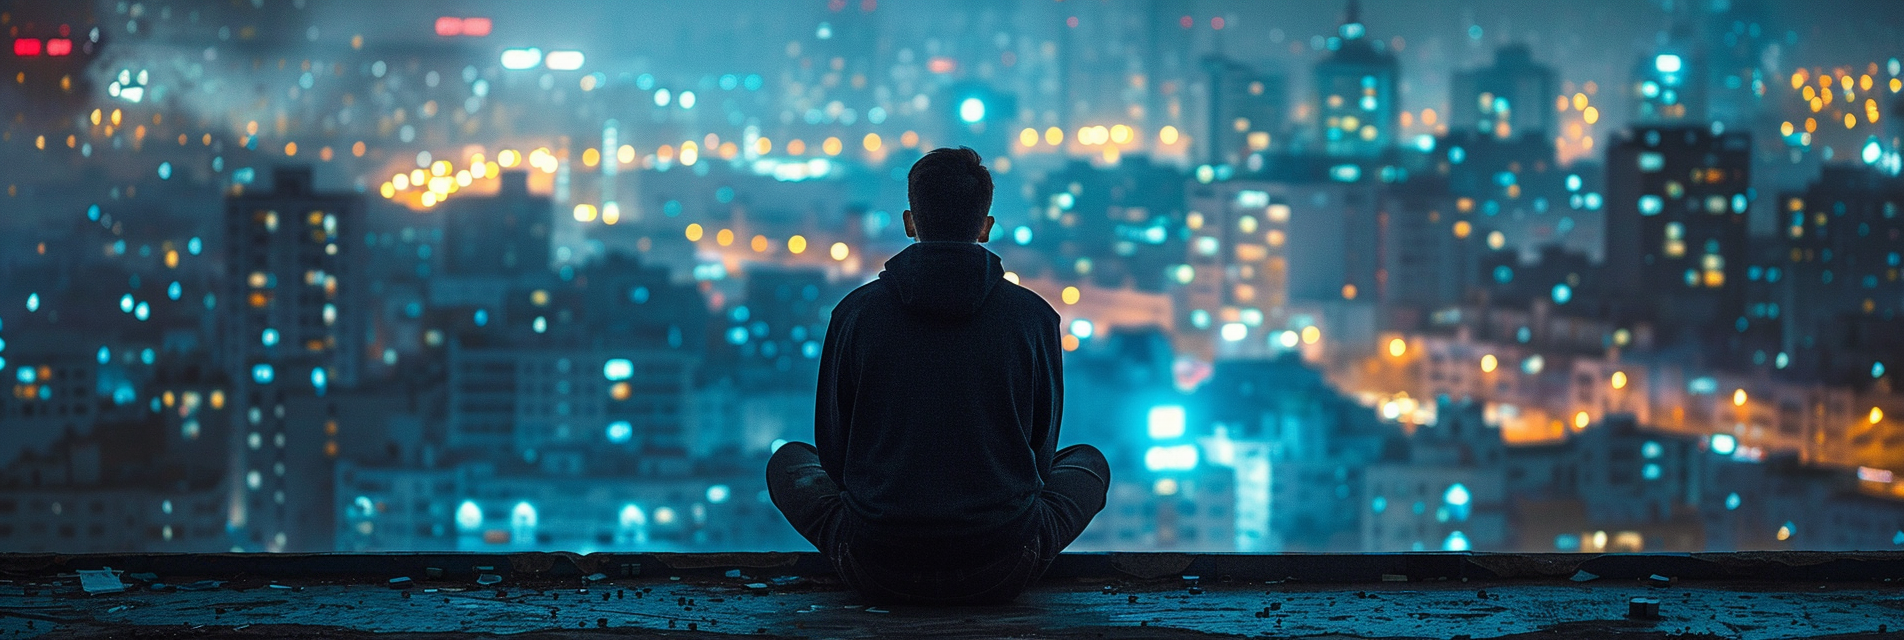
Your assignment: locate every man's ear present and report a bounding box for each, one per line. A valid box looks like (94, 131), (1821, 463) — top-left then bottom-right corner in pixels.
(902, 210), (917, 239)
(976, 215), (995, 243)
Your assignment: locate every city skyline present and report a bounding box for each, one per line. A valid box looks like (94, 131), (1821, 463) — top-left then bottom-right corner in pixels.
(3, 0), (1904, 555)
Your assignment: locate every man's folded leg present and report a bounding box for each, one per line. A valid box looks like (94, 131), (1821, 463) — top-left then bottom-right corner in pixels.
(765, 441), (844, 552)
(1034, 444), (1111, 557)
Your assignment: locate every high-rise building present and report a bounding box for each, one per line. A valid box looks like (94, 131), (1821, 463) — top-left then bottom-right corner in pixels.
(1201, 54), (1287, 166)
(0, 420), (231, 552)
(446, 343), (696, 457)
(1199, 358), (1393, 551)
(1766, 165), (1904, 382)
(1695, 0), (1772, 127)
(1179, 162), (1382, 359)
(440, 171), (552, 277)
(1603, 126), (1751, 330)
(1313, 0), (1398, 158)
(221, 166), (365, 551)
(1363, 400), (1506, 551)
(1450, 44), (1557, 142)
(1378, 179), (1475, 313)
(443, 253), (705, 458)
(1024, 157), (1188, 293)
(1139, 0), (1198, 140)
(1504, 415), (1711, 552)
(1629, 28), (1707, 124)
(1433, 128), (1589, 260)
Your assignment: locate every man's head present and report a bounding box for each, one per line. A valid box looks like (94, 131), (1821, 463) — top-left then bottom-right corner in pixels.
(903, 146), (995, 242)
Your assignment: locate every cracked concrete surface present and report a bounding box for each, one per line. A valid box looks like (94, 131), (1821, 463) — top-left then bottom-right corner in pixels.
(3, 553), (1903, 638)
(5, 575), (1904, 638)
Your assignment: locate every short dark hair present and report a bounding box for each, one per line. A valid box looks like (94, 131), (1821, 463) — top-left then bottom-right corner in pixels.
(907, 147), (993, 241)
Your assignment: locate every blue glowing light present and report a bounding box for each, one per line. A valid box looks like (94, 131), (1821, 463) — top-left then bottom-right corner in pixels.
(958, 97), (985, 124)
(1070, 319), (1094, 340)
(1710, 433), (1738, 455)
(1147, 405), (1186, 439)
(1444, 483), (1471, 506)
(603, 358), (633, 381)
(456, 501), (483, 530)
(1143, 444), (1198, 472)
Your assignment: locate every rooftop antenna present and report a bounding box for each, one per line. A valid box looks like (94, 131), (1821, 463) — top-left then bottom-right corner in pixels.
(1340, 0), (1366, 40)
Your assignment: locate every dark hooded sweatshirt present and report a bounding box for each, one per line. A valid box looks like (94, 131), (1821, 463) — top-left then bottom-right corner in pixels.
(815, 241), (1063, 566)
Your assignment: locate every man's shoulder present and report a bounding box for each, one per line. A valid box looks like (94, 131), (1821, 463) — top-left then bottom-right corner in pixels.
(992, 280), (1060, 323)
(833, 278), (894, 314)
(832, 276), (1057, 325)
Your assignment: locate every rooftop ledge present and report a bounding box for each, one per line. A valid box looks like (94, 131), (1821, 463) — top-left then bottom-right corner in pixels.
(4, 552), (1902, 639)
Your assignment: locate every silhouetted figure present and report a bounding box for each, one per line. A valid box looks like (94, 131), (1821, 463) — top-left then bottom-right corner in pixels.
(767, 147), (1108, 604)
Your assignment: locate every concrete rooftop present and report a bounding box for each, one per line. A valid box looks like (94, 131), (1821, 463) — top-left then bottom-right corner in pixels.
(2, 552), (1903, 639)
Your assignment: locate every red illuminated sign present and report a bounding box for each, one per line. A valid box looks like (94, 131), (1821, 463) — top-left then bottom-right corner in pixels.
(14, 38), (42, 56)
(434, 17), (492, 37)
(44, 38), (72, 56)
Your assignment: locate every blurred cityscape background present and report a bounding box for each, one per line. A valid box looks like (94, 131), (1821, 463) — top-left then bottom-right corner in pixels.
(3, 0), (1904, 554)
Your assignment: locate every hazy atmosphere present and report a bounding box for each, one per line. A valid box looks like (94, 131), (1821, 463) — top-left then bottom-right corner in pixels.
(4, 0), (1904, 555)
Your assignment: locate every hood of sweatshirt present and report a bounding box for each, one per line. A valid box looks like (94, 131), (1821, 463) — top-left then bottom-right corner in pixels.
(878, 242), (1004, 319)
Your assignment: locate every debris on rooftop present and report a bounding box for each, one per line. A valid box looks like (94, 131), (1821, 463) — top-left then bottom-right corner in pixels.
(77, 568), (125, 595)
(1627, 596), (1662, 619)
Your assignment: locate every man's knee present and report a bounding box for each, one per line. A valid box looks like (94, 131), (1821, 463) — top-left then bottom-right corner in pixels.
(768, 440), (819, 471)
(1054, 444), (1109, 486)
(766, 442), (820, 499)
